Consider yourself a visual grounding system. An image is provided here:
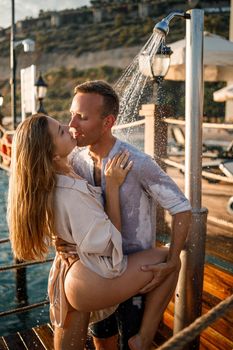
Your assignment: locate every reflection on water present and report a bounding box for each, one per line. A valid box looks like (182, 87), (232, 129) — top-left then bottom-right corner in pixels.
(0, 170), (52, 336)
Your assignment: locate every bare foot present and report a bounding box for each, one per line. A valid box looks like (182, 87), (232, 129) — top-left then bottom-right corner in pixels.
(128, 334), (143, 350)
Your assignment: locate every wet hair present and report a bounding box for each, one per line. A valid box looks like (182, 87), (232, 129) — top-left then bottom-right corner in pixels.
(74, 80), (119, 119)
(8, 114), (56, 261)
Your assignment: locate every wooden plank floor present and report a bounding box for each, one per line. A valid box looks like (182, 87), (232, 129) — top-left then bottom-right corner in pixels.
(0, 324), (95, 350)
(154, 264), (233, 350)
(0, 263), (232, 350)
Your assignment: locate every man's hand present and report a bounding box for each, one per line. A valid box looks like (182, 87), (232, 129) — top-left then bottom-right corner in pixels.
(54, 237), (79, 266)
(139, 259), (181, 293)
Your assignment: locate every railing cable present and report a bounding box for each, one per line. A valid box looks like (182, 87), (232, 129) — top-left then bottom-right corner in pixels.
(0, 300), (49, 317)
(162, 158), (233, 184)
(0, 258), (53, 272)
(0, 238), (10, 244)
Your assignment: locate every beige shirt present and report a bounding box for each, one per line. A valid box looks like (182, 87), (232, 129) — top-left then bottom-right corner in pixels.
(48, 175), (127, 327)
(53, 174), (127, 278)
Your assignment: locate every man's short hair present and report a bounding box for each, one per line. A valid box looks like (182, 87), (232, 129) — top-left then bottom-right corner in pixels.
(74, 80), (119, 118)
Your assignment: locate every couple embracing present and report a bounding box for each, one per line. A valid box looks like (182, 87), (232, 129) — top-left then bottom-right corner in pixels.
(8, 80), (191, 350)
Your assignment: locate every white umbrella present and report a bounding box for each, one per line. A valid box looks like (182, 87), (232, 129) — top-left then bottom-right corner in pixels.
(213, 84), (233, 102)
(165, 32), (233, 81)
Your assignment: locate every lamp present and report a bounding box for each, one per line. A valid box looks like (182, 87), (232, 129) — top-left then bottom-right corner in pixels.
(151, 44), (173, 83)
(34, 74), (48, 114)
(139, 42), (173, 104)
(139, 42), (173, 81)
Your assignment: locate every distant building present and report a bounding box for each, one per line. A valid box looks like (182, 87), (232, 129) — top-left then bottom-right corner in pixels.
(16, 16), (51, 32)
(12, 0), (231, 34)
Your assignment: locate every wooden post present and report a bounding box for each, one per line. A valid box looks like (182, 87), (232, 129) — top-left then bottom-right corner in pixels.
(139, 103), (170, 236)
(139, 103), (169, 167)
(15, 259), (28, 306)
(140, 104), (155, 158)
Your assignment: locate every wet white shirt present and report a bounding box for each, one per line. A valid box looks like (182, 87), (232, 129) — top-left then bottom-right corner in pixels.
(70, 139), (191, 255)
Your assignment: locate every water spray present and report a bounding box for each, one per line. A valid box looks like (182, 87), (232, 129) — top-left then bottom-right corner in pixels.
(139, 11), (191, 80)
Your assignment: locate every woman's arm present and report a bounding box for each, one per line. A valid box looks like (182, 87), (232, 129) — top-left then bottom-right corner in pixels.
(104, 152), (132, 231)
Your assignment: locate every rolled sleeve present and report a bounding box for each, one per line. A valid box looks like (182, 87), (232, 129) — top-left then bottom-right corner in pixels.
(140, 157), (191, 215)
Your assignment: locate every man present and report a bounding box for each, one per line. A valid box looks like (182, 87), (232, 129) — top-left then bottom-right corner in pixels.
(68, 80), (191, 349)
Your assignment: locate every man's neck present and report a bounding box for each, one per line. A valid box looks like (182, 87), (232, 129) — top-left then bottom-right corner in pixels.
(88, 135), (117, 163)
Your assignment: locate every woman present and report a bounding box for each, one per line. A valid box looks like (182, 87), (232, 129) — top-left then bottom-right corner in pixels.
(8, 114), (180, 350)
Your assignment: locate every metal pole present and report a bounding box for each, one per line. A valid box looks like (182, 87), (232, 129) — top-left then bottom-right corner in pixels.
(174, 9), (208, 350)
(185, 9), (203, 210)
(10, 0), (17, 129)
(225, 0), (233, 122)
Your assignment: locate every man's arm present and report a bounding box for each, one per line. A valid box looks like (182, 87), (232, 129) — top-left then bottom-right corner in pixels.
(139, 210), (191, 293)
(167, 210), (192, 263)
(137, 156), (191, 293)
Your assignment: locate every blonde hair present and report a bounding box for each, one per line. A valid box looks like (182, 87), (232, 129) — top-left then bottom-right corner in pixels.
(8, 114), (56, 261)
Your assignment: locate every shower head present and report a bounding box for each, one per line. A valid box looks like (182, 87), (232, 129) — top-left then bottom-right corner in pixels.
(154, 11), (191, 36)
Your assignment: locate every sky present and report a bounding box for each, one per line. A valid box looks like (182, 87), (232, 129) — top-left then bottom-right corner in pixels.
(0, 0), (90, 29)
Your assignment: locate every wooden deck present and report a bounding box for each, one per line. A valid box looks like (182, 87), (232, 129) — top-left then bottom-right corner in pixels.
(0, 324), (53, 350)
(0, 263), (232, 350)
(154, 264), (233, 350)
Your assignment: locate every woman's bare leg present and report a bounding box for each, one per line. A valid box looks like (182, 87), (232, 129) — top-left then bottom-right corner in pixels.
(64, 247), (168, 311)
(128, 263), (180, 350)
(63, 246), (175, 350)
(54, 308), (90, 350)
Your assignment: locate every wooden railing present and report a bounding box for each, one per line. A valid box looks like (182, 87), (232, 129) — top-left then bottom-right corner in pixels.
(113, 104), (233, 184)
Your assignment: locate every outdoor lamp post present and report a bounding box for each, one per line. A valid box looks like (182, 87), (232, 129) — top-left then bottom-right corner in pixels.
(34, 74), (48, 114)
(151, 44), (173, 103)
(151, 44), (173, 83)
(139, 43), (172, 81)
(139, 42), (172, 102)
(139, 42), (173, 235)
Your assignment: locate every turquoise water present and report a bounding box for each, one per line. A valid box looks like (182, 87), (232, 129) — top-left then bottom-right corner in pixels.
(0, 170), (52, 336)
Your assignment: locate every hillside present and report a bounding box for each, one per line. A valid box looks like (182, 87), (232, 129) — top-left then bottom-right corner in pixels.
(0, 2), (230, 121)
